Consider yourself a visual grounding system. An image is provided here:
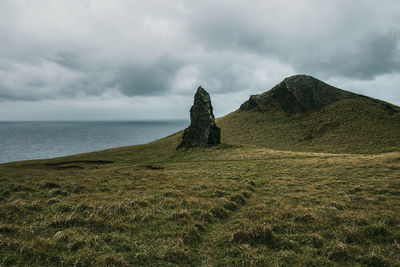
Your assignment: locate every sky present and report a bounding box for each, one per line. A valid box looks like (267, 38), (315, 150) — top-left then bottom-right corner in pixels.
(0, 0), (399, 121)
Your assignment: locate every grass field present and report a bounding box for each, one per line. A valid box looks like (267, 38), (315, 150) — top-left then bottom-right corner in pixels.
(1, 99), (400, 266)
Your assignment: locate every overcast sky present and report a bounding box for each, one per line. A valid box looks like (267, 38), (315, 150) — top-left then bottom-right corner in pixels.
(0, 0), (399, 120)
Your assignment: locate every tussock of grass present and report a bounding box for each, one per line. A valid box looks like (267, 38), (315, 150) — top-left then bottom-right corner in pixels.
(362, 252), (390, 266)
(231, 224), (278, 248)
(328, 243), (350, 261)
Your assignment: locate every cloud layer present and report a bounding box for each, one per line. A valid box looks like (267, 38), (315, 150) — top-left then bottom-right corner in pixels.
(0, 0), (399, 119)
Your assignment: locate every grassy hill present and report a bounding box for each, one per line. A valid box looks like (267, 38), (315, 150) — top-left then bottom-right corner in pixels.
(1, 76), (400, 266)
(218, 75), (400, 154)
(218, 97), (400, 154)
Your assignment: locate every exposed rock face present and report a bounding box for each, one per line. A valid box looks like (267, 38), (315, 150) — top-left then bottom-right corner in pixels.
(240, 75), (368, 114)
(177, 87), (221, 149)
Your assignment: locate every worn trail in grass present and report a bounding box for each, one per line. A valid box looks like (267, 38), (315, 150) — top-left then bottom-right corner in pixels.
(198, 175), (262, 266)
(192, 150), (400, 266)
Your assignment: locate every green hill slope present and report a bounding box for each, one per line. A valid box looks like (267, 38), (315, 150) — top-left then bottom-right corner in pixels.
(218, 75), (400, 153)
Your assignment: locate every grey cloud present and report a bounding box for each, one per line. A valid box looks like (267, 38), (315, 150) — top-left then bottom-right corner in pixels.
(185, 0), (400, 80)
(292, 32), (400, 80)
(115, 57), (183, 96)
(0, 0), (400, 110)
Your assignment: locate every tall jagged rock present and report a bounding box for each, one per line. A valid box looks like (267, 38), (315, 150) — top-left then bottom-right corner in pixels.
(177, 86), (221, 149)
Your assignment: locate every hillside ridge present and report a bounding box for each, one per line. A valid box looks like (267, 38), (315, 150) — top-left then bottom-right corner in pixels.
(216, 75), (400, 153)
(239, 75), (399, 114)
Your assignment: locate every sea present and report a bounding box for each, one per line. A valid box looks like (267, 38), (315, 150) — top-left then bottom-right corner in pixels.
(0, 121), (188, 163)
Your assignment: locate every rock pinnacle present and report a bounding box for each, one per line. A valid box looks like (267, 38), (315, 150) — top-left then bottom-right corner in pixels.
(177, 86), (221, 149)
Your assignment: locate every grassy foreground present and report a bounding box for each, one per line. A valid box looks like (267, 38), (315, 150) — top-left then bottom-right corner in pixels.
(1, 127), (400, 266)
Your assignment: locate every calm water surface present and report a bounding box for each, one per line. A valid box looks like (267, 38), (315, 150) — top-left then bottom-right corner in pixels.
(0, 121), (188, 163)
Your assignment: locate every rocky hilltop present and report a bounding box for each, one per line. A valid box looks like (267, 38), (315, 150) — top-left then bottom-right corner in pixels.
(240, 75), (398, 115)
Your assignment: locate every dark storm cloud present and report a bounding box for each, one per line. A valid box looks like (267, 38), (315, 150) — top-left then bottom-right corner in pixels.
(0, 0), (399, 105)
(293, 32), (400, 79)
(292, 34), (400, 80)
(185, 0), (400, 80)
(115, 57), (183, 96)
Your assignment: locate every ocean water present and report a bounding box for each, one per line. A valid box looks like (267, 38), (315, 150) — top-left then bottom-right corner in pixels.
(0, 121), (188, 163)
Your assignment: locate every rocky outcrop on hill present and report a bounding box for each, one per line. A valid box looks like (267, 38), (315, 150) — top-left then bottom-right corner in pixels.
(177, 87), (221, 149)
(240, 75), (373, 114)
